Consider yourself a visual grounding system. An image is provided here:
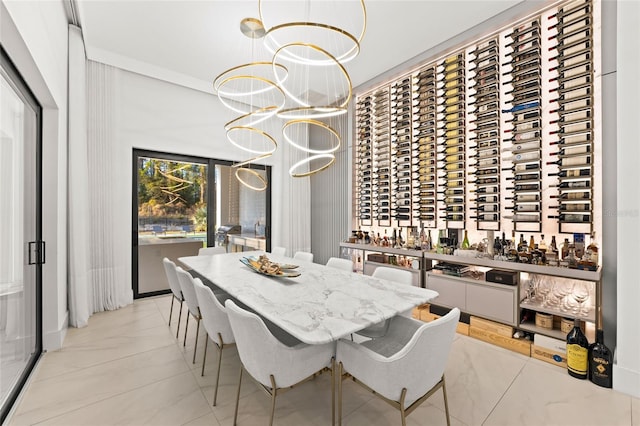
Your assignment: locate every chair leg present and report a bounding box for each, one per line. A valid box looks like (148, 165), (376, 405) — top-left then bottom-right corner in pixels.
(192, 317), (200, 364)
(168, 296), (174, 326)
(176, 300), (183, 339)
(213, 340), (224, 406)
(183, 313), (190, 347)
(331, 358), (336, 426)
(399, 388), (407, 426)
(201, 333), (209, 377)
(338, 362), (343, 426)
(233, 366), (243, 426)
(442, 376), (451, 426)
(269, 375), (278, 426)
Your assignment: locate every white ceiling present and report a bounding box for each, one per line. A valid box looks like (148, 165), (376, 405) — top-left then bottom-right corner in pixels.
(76, 0), (529, 96)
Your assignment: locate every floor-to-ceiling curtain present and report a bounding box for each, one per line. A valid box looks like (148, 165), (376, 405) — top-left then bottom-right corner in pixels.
(68, 27), (132, 327)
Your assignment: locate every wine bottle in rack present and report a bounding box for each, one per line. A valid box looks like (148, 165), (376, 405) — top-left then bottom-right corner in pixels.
(506, 204), (540, 212)
(471, 204), (499, 212)
(440, 206), (464, 213)
(506, 172), (540, 181)
(549, 146), (592, 156)
(501, 141), (540, 152)
(550, 191), (590, 200)
(548, 168), (591, 178)
(550, 181), (591, 189)
(503, 214), (539, 222)
(506, 151), (541, 163)
(471, 186), (498, 194)
(470, 213), (499, 221)
(546, 156), (591, 167)
(547, 214), (590, 222)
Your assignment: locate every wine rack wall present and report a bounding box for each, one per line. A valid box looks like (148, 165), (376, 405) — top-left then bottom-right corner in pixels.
(353, 0), (599, 236)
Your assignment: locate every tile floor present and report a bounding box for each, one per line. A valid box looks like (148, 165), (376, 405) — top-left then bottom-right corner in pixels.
(6, 295), (639, 426)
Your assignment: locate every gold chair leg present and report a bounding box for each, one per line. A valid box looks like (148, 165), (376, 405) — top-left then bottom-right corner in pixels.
(233, 366), (243, 426)
(269, 375), (278, 426)
(168, 296), (174, 326)
(176, 299), (183, 339)
(399, 388), (407, 426)
(213, 340), (224, 406)
(442, 375), (451, 426)
(201, 333), (209, 377)
(338, 362), (343, 426)
(331, 358), (336, 426)
(183, 312), (190, 347)
(192, 317), (201, 364)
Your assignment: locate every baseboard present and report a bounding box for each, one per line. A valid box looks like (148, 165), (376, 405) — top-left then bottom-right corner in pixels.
(613, 363), (640, 398)
(43, 310), (68, 351)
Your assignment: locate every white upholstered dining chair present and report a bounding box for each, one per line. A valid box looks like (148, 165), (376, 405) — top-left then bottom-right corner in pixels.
(162, 258), (184, 339)
(199, 246), (226, 256)
(355, 267), (414, 338)
(192, 278), (235, 406)
(270, 246), (286, 256)
(293, 251), (314, 263)
(326, 257), (353, 272)
(225, 300), (336, 426)
(175, 267), (204, 364)
(337, 308), (460, 426)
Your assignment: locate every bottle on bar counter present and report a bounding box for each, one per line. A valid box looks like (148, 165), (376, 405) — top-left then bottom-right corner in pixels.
(461, 230), (470, 249)
(567, 318), (589, 380)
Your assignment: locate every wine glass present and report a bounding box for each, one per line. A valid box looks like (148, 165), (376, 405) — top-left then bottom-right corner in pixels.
(536, 276), (552, 306)
(571, 282), (590, 317)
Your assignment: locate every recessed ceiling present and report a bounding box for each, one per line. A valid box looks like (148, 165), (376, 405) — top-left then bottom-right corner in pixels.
(76, 1), (525, 96)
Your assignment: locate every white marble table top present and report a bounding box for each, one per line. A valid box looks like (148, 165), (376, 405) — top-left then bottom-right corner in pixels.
(179, 252), (438, 345)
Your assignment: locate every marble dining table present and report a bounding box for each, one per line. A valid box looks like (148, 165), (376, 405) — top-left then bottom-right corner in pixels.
(178, 251), (439, 345)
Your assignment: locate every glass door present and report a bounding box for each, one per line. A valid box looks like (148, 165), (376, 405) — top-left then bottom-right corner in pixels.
(0, 48), (43, 422)
(133, 150), (209, 298)
(132, 152), (272, 298)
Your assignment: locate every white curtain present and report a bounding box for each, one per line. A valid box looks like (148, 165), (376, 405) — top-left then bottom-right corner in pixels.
(68, 26), (132, 327)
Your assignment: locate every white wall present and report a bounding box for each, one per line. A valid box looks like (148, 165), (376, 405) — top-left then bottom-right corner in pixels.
(1, 0), (69, 350)
(614, 0), (640, 399)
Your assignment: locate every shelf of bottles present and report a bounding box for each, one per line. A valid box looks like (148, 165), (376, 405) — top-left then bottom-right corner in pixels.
(468, 37), (501, 229)
(547, 0), (594, 235)
(356, 94), (372, 226)
(413, 66), (438, 228)
(437, 52), (466, 229)
(373, 87), (391, 226)
(501, 18), (543, 233)
(390, 77), (413, 226)
(352, 0), (598, 237)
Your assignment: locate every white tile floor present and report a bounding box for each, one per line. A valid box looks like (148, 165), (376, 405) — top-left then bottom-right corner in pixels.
(6, 295), (639, 426)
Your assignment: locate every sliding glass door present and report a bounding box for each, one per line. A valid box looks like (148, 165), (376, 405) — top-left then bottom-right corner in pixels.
(0, 48), (43, 423)
(132, 150), (271, 298)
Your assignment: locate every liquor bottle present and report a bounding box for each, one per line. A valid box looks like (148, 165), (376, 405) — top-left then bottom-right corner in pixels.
(517, 234), (526, 252)
(586, 231), (599, 266)
(426, 229), (433, 251)
(461, 230), (470, 249)
(549, 235), (558, 254)
(567, 318), (589, 379)
(539, 235), (548, 253)
(528, 235), (535, 251)
(589, 329), (613, 388)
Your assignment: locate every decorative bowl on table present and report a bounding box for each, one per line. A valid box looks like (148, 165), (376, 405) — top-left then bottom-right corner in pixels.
(240, 255), (301, 278)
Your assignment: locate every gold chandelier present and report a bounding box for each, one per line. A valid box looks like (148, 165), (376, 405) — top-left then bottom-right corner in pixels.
(213, 1), (367, 189)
